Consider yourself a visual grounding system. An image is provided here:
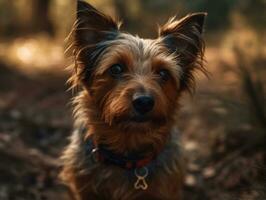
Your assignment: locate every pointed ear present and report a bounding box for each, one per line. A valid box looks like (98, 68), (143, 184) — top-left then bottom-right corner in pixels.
(159, 13), (207, 90)
(71, 1), (121, 86)
(76, 0), (120, 46)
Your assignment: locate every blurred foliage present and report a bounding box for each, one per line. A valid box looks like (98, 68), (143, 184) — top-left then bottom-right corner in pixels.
(0, 0), (265, 39)
(0, 0), (75, 39)
(180, 0), (266, 31)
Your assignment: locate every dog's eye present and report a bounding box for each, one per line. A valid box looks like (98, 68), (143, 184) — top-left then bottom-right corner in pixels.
(109, 64), (124, 77)
(158, 69), (170, 81)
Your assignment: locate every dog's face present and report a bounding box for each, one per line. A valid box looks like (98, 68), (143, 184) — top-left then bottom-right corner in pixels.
(70, 1), (205, 149)
(93, 36), (180, 131)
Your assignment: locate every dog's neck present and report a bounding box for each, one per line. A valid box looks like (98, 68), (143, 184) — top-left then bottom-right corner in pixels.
(86, 122), (171, 156)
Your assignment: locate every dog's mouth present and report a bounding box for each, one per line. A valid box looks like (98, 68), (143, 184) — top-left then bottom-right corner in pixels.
(131, 114), (151, 123)
(112, 112), (167, 128)
(119, 113), (167, 125)
(112, 114), (167, 132)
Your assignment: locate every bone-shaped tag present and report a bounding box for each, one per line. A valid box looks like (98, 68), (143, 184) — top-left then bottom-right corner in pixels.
(134, 177), (148, 190)
(134, 167), (149, 190)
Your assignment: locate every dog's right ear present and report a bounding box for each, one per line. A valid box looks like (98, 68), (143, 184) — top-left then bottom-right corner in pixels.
(76, 0), (120, 46)
(72, 1), (120, 85)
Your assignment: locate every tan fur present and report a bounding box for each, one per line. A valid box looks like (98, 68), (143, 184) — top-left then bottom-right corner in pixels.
(60, 1), (206, 199)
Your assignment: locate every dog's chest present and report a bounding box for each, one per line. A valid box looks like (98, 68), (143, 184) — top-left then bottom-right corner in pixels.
(79, 143), (183, 200)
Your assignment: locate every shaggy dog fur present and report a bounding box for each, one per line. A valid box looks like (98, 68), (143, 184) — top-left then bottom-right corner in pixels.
(60, 1), (206, 199)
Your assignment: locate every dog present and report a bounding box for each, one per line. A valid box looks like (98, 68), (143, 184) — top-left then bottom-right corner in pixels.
(60, 1), (206, 199)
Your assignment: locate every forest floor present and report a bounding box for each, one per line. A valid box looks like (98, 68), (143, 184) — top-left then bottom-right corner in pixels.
(0, 38), (265, 200)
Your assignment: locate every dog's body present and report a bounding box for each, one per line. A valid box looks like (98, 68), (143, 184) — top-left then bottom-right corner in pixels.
(62, 125), (183, 200)
(60, 1), (206, 199)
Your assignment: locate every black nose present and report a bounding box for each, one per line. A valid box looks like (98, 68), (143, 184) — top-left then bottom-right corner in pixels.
(132, 95), (154, 115)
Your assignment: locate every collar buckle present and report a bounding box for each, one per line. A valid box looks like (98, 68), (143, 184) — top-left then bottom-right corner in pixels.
(90, 148), (99, 163)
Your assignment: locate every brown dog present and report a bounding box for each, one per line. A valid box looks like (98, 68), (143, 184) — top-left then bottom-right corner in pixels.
(60, 1), (206, 199)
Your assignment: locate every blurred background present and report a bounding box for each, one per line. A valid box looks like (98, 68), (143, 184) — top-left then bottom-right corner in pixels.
(0, 0), (265, 199)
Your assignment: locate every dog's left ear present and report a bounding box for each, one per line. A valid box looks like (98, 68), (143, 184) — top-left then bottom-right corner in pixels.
(159, 13), (207, 90)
